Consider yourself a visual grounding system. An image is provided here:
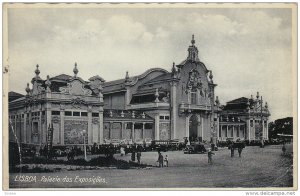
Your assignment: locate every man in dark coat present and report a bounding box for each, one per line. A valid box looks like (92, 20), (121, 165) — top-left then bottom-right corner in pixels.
(158, 152), (164, 167)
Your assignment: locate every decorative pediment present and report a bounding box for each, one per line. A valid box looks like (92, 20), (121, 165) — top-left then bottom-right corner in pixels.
(59, 79), (92, 96)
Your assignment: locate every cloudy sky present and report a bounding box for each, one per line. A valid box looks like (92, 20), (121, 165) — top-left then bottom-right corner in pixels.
(6, 4), (295, 121)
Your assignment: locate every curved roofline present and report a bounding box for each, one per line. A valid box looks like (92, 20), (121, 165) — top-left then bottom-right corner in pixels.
(129, 68), (169, 86)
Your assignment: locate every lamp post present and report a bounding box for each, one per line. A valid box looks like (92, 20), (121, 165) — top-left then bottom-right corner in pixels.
(82, 129), (87, 161)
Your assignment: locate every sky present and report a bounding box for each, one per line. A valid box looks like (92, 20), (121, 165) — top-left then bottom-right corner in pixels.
(6, 5), (295, 121)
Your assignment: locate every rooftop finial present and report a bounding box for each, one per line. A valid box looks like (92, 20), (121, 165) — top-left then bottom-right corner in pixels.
(73, 62), (78, 77)
(191, 34), (195, 45)
(215, 96), (220, 106)
(171, 62), (176, 75)
(125, 71), (130, 83)
(35, 64), (40, 76)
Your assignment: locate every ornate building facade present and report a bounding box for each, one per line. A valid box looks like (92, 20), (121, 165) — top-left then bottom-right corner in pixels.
(8, 36), (270, 147)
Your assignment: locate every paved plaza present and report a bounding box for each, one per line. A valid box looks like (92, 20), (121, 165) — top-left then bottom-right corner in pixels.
(9, 145), (293, 189)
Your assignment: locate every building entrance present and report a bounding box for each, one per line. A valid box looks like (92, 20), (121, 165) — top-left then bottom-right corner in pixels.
(189, 115), (198, 142)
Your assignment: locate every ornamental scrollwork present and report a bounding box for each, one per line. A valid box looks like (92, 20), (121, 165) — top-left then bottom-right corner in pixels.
(71, 97), (86, 108)
(92, 118), (99, 124)
(59, 80), (92, 96)
(52, 116), (60, 123)
(186, 69), (203, 92)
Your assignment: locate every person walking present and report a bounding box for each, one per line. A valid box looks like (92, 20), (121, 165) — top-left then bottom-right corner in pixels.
(120, 146), (125, 156)
(157, 152), (164, 167)
(282, 143), (286, 155)
(137, 151), (141, 164)
(238, 147), (243, 157)
(230, 144), (235, 157)
(131, 149), (136, 162)
(164, 155), (169, 167)
(207, 149), (215, 165)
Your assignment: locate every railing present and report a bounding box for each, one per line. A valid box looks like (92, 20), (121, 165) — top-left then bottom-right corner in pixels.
(129, 102), (170, 109)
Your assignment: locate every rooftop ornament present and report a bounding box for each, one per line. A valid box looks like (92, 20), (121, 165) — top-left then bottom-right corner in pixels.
(73, 62), (78, 77)
(45, 75), (51, 92)
(35, 64), (40, 77)
(191, 34), (195, 46)
(209, 70), (213, 83)
(25, 83), (31, 95)
(125, 71), (130, 83)
(215, 96), (220, 106)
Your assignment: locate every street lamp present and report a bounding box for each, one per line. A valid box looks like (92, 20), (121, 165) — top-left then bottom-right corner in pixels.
(82, 130), (87, 161)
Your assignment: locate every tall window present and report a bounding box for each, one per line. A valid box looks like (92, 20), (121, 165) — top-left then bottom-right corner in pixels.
(191, 92), (197, 104)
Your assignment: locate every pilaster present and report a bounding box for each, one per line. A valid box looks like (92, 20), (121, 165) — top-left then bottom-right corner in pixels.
(155, 115), (160, 140)
(88, 106), (92, 145)
(99, 108), (104, 144)
(60, 104), (65, 145)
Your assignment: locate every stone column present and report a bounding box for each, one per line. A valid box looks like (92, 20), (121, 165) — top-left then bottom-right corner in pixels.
(226, 125), (229, 138)
(60, 106), (65, 145)
(266, 119), (269, 140)
(201, 117), (204, 140)
(28, 108), (32, 144)
(197, 115), (201, 139)
(187, 88), (191, 104)
(155, 115), (160, 140)
(185, 116), (189, 138)
(262, 119), (265, 139)
(109, 122), (113, 139)
(87, 107), (92, 145)
(121, 122), (125, 139)
(39, 109), (42, 145)
(217, 116), (220, 140)
(132, 122), (135, 142)
(142, 122), (145, 139)
(248, 119), (251, 141)
(99, 108), (104, 144)
(23, 112), (27, 143)
(170, 82), (177, 139)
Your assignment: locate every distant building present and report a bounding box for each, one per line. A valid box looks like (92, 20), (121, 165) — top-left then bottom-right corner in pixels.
(219, 96), (270, 142)
(8, 35), (270, 148)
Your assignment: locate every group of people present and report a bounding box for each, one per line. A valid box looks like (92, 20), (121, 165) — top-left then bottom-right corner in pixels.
(207, 145), (244, 165)
(157, 152), (168, 167)
(121, 145), (143, 164)
(230, 145), (243, 158)
(131, 150), (142, 164)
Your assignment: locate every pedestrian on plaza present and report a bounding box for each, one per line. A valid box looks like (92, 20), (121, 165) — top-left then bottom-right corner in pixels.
(238, 147), (243, 157)
(230, 144), (235, 157)
(131, 148), (136, 162)
(164, 155), (169, 167)
(207, 149), (215, 165)
(137, 151), (142, 164)
(120, 146), (125, 156)
(282, 143), (286, 155)
(157, 152), (164, 167)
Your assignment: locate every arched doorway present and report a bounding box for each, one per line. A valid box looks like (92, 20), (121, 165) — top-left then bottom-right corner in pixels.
(189, 115), (198, 142)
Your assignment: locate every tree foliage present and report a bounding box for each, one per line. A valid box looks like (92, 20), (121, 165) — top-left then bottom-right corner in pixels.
(268, 117), (293, 139)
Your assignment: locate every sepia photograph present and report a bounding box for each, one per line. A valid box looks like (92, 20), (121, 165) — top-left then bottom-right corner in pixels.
(3, 3), (297, 190)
